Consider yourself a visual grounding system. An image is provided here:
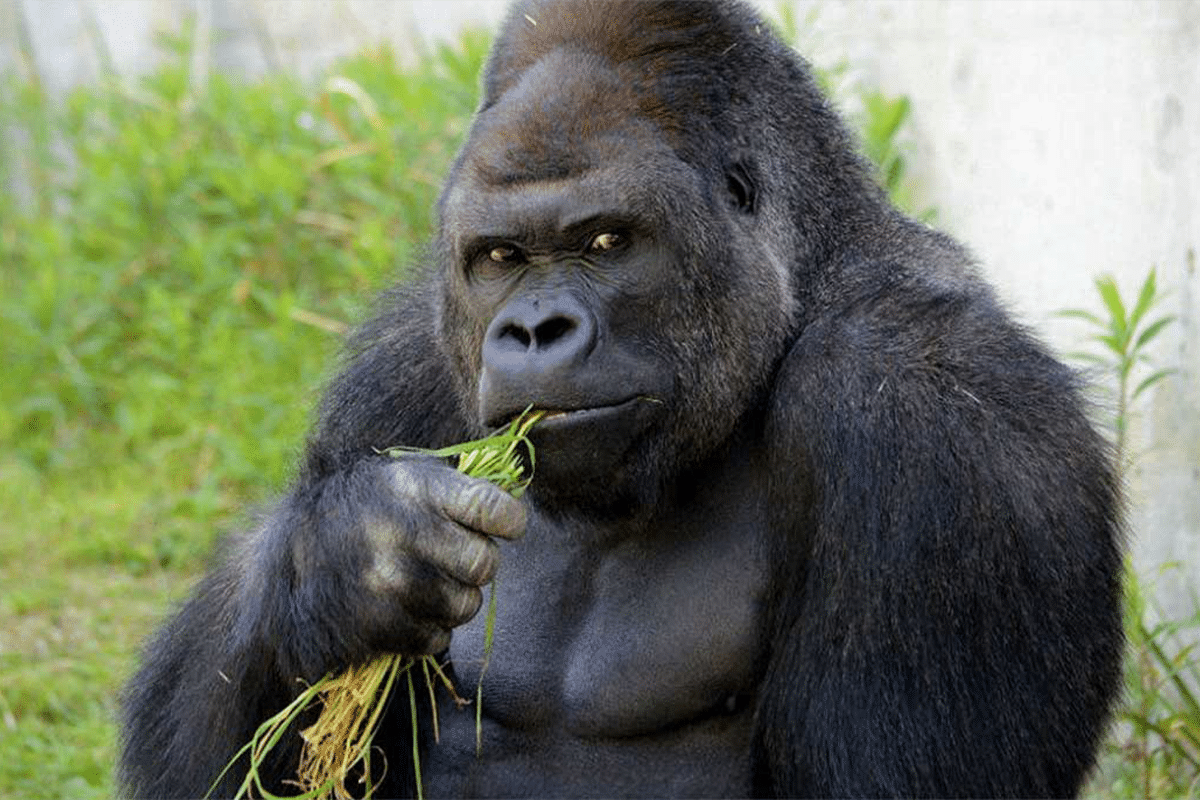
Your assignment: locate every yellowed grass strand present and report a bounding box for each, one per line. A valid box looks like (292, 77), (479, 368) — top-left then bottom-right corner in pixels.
(407, 669), (423, 800)
(421, 658), (440, 744)
(295, 655), (409, 798)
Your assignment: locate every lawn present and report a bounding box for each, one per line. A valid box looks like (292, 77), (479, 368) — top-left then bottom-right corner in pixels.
(0, 27), (487, 798)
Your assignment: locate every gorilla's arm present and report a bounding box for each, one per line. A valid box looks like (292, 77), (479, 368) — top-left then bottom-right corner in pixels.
(755, 247), (1123, 798)
(117, 280), (519, 798)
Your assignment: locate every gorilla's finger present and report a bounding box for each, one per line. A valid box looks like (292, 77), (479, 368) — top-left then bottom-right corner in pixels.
(431, 471), (527, 541)
(384, 458), (526, 541)
(365, 555), (483, 627)
(410, 523), (502, 587)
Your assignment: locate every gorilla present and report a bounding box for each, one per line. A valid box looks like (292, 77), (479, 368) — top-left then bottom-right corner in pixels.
(118, 1), (1124, 797)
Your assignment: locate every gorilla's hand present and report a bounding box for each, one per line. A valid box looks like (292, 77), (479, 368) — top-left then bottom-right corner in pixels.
(345, 456), (527, 657)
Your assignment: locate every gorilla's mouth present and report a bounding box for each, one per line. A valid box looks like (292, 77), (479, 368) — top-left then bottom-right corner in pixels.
(494, 396), (666, 488)
(491, 397), (648, 432)
(535, 398), (641, 426)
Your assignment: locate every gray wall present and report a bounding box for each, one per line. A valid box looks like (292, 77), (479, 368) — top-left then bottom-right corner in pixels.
(796, 0), (1200, 619)
(6, 0), (1198, 617)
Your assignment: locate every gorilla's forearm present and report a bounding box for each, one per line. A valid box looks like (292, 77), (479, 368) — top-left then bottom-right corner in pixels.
(117, 513), (309, 798)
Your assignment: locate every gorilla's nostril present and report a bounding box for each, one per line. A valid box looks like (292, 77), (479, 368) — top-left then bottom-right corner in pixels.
(534, 316), (576, 346)
(502, 324), (532, 348)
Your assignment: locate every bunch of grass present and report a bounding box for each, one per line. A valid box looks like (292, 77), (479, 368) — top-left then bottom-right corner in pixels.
(212, 409), (543, 800)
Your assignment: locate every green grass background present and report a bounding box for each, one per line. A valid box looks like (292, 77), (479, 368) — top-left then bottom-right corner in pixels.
(1, 28), (487, 798)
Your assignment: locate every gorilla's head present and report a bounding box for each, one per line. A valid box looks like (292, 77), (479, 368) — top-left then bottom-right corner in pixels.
(433, 0), (884, 508)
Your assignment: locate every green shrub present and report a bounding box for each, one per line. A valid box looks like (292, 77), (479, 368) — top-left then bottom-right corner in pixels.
(0, 27), (488, 799)
(2, 29), (489, 563)
(1062, 269), (1199, 798)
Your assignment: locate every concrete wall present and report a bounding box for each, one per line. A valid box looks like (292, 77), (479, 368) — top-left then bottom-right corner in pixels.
(5, 0), (1198, 617)
(792, 0), (1200, 619)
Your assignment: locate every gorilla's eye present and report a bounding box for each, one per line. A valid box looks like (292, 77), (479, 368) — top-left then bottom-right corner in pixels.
(489, 245), (520, 263)
(588, 232), (623, 253)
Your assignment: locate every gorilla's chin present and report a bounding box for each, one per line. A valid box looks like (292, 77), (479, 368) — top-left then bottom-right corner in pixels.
(524, 396), (668, 513)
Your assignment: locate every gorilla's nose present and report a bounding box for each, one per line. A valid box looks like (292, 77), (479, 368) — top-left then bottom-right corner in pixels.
(483, 292), (597, 376)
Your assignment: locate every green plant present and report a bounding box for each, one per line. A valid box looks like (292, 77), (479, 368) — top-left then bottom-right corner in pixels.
(1059, 267), (1176, 470)
(856, 90), (936, 223)
(1061, 268), (1200, 798)
(1116, 568), (1200, 798)
(768, 4), (935, 222)
(0, 26), (488, 800)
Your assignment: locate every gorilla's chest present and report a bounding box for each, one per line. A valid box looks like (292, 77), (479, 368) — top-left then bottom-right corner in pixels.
(433, 469), (771, 789)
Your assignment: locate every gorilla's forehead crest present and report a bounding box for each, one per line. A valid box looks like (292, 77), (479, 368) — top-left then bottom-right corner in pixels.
(443, 0), (881, 260)
(480, 0), (779, 154)
(466, 49), (670, 188)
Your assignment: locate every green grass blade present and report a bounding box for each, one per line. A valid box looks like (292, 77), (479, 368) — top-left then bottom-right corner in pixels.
(1095, 333), (1124, 356)
(1122, 711), (1200, 769)
(1128, 267), (1159, 331)
(1147, 635), (1200, 719)
(1057, 308), (1105, 326)
(1133, 314), (1177, 352)
(1095, 275), (1128, 342)
(1131, 368), (1175, 401)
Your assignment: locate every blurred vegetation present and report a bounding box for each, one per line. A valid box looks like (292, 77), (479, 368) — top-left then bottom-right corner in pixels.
(1061, 268), (1199, 798)
(1060, 267), (1177, 472)
(1112, 568), (1200, 798)
(1, 24), (489, 798)
(770, 1), (936, 223)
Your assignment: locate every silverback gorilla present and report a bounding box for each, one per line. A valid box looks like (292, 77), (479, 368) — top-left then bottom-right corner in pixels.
(118, 1), (1124, 797)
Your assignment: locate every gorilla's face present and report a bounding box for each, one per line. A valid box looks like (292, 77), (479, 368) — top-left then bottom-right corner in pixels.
(437, 51), (795, 506)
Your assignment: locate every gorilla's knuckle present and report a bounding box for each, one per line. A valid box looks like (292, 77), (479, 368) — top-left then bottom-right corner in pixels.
(448, 478), (490, 515)
(363, 551), (410, 596)
(437, 477), (524, 539)
(489, 491), (527, 539)
(444, 585), (484, 627)
(421, 628), (452, 657)
(454, 536), (500, 586)
(385, 457), (432, 503)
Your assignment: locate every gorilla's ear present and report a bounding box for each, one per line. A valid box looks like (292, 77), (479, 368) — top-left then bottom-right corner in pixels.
(725, 161), (759, 215)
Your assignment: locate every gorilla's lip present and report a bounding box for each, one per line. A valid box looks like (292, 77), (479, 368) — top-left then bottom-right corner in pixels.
(506, 395), (666, 486)
(534, 398), (639, 428)
(491, 396), (659, 431)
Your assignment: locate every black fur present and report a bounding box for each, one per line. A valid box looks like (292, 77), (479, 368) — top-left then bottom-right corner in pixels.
(119, 1), (1123, 797)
